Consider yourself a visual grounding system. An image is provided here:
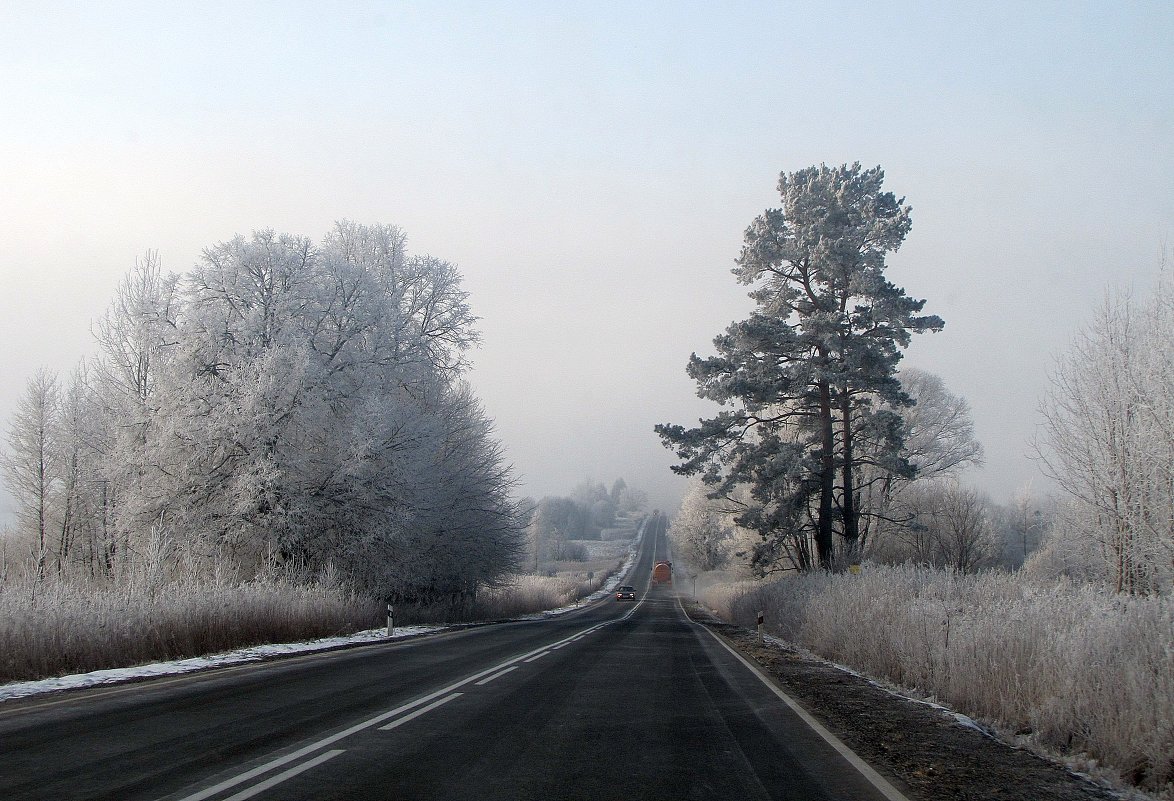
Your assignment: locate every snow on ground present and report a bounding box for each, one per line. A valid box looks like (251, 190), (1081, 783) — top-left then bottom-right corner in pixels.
(572, 536), (634, 560)
(523, 520), (645, 619)
(0, 522), (651, 704)
(0, 625), (443, 703)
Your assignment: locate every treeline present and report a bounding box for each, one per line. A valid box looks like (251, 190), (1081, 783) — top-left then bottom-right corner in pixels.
(672, 458), (1048, 578)
(526, 478), (647, 566)
(1, 222), (527, 609)
(669, 365), (1050, 576)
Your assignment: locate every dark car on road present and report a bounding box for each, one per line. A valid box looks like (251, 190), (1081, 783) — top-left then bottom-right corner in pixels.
(615, 586), (636, 601)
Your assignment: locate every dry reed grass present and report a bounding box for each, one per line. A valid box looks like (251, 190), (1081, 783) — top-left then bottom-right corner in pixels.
(0, 569), (381, 684)
(709, 565), (1174, 795)
(474, 569), (614, 619)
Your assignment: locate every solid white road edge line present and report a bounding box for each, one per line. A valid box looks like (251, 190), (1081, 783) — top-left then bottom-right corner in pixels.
(682, 599), (913, 801)
(220, 749), (344, 801)
(379, 693), (463, 730)
(171, 616), (617, 801)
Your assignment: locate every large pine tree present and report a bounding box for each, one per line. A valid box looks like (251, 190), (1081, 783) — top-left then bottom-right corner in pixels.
(657, 163), (942, 570)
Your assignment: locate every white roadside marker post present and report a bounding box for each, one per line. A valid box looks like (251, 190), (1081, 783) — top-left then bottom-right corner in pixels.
(757, 610), (764, 644)
(387, 602), (394, 637)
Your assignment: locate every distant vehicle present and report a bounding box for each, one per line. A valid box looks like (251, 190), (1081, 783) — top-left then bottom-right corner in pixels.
(651, 561), (672, 586)
(615, 586), (636, 601)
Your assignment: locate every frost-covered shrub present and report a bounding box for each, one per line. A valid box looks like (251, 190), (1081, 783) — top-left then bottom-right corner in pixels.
(722, 565), (1174, 794)
(700, 579), (759, 622)
(474, 575), (581, 619)
(473, 569), (614, 619)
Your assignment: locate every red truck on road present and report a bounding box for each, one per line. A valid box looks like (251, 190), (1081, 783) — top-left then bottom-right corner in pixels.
(651, 561), (672, 586)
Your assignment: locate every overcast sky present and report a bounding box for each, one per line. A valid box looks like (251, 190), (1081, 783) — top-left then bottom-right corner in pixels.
(1, 1), (1171, 515)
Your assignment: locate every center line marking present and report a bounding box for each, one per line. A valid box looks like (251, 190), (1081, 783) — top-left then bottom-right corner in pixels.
(173, 615), (621, 801)
(522, 651), (549, 663)
(221, 749), (345, 801)
(379, 693), (462, 730)
(474, 666), (518, 686)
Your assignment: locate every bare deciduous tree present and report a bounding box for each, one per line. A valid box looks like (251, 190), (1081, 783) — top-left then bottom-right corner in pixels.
(1, 369), (59, 578)
(931, 483), (998, 573)
(890, 481), (998, 572)
(1037, 273), (1174, 593)
(860, 369), (983, 558)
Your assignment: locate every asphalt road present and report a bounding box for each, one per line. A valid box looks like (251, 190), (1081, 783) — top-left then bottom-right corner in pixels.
(0, 515), (910, 801)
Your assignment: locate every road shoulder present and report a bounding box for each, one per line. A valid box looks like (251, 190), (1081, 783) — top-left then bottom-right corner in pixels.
(681, 603), (1124, 801)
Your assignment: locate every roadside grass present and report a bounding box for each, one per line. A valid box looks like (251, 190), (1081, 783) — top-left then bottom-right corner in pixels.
(704, 565), (1174, 797)
(478, 536), (634, 619)
(0, 538), (635, 687)
(0, 569), (381, 685)
(474, 556), (626, 619)
(474, 574), (589, 619)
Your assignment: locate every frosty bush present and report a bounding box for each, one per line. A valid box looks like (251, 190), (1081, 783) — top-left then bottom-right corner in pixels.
(699, 579), (759, 621)
(722, 565), (1174, 794)
(474, 568), (615, 619)
(474, 575), (583, 619)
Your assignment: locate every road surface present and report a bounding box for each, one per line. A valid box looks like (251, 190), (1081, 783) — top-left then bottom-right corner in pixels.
(0, 514), (909, 800)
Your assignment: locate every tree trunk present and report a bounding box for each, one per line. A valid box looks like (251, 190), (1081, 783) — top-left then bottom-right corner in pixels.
(816, 376), (835, 569)
(840, 391), (860, 564)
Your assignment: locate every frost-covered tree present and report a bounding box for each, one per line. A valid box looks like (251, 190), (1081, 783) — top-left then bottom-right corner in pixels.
(89, 251), (179, 566)
(883, 481), (997, 572)
(2, 222), (526, 605)
(572, 479), (609, 509)
(658, 163), (942, 571)
(51, 364), (100, 572)
(1, 369), (59, 577)
(860, 369), (983, 558)
(670, 479), (736, 572)
(92, 251), (178, 409)
(145, 224), (519, 595)
(526, 496), (581, 568)
(1037, 274), (1174, 593)
(617, 486), (648, 515)
(925, 483), (998, 573)
(609, 477), (627, 505)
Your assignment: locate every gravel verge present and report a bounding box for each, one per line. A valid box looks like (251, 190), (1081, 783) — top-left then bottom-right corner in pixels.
(687, 605), (1134, 801)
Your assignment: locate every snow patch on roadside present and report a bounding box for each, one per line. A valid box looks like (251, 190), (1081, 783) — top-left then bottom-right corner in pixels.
(0, 625), (442, 703)
(0, 516), (655, 704)
(524, 518), (646, 619)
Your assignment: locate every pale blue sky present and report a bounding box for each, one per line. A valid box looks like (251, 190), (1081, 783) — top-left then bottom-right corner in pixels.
(2, 1), (1172, 512)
